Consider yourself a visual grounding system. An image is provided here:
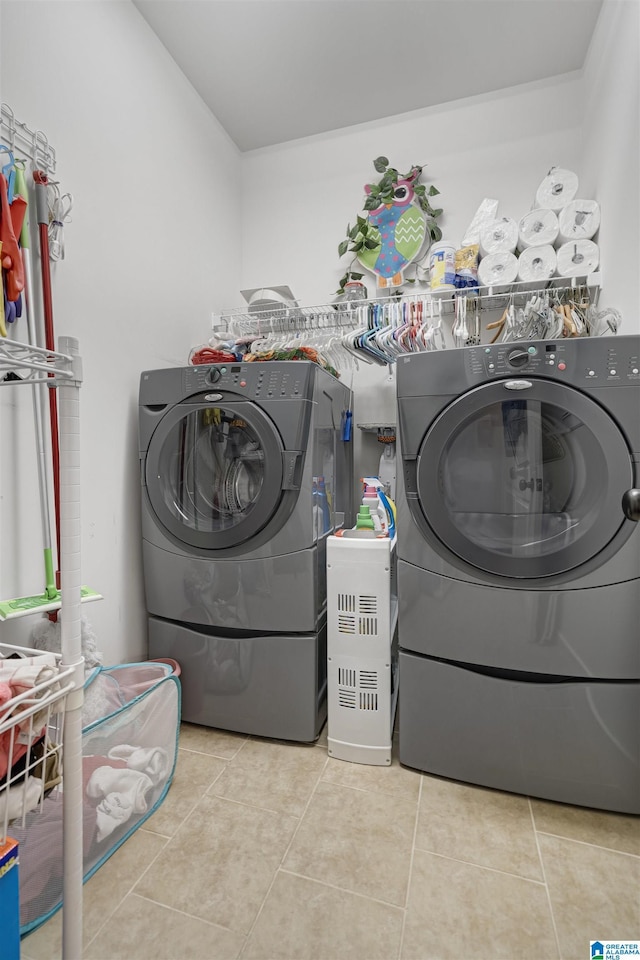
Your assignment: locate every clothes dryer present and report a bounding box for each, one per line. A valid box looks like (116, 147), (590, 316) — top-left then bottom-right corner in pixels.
(139, 360), (353, 741)
(396, 335), (640, 812)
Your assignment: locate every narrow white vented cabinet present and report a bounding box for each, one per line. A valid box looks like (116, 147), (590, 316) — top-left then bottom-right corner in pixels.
(326, 535), (398, 765)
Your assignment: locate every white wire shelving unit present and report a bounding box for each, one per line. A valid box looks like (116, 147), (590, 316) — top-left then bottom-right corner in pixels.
(1, 105), (81, 957)
(0, 333), (84, 960)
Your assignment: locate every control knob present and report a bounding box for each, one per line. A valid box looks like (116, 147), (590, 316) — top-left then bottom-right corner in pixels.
(507, 348), (530, 368)
(206, 366), (222, 384)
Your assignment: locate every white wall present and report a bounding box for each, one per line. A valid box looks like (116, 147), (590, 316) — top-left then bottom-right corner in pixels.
(0, 1), (634, 665)
(240, 75), (586, 484)
(580, 0), (639, 328)
(0, 0), (241, 661)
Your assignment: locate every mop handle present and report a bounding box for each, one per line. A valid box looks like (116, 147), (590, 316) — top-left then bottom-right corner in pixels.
(34, 170), (61, 589)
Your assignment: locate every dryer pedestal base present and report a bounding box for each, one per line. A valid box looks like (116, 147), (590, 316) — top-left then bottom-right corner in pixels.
(398, 650), (640, 814)
(149, 616), (327, 742)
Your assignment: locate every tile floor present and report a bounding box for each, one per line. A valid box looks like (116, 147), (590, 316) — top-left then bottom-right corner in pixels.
(21, 721), (640, 960)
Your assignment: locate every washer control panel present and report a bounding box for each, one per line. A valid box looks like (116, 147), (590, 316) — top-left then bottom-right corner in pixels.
(466, 338), (640, 386)
(183, 363), (311, 399)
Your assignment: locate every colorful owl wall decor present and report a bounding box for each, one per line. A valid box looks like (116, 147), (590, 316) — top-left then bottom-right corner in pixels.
(337, 157), (443, 296)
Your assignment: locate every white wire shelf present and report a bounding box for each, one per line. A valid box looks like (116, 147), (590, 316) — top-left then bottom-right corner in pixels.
(0, 338), (74, 386)
(214, 273), (602, 335)
(1, 103), (56, 174)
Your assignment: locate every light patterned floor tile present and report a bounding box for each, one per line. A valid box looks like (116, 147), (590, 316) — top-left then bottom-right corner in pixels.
(322, 752), (420, 804)
(401, 849), (559, 960)
(179, 722), (249, 760)
(21, 828), (168, 959)
(415, 774), (543, 880)
(243, 869), (404, 959)
(208, 737), (327, 817)
(134, 794), (298, 935)
(23, 727), (638, 960)
(283, 780), (416, 906)
(531, 798), (640, 856)
(84, 893), (244, 959)
(144, 747), (228, 836)
(538, 833), (640, 960)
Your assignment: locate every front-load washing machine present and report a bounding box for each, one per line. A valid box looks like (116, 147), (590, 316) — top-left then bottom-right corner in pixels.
(396, 335), (640, 813)
(139, 360), (353, 741)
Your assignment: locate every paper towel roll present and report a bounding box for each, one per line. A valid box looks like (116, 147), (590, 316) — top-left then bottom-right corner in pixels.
(534, 168), (579, 211)
(478, 251), (519, 288)
(517, 245), (557, 283)
(479, 218), (519, 257)
(518, 209), (559, 250)
(556, 239), (600, 277)
(557, 199), (600, 242)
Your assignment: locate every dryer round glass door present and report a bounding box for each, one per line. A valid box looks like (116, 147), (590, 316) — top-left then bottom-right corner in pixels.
(145, 400), (286, 549)
(416, 378), (634, 578)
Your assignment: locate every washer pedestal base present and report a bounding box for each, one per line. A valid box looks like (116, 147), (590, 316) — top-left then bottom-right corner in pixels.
(149, 616), (327, 743)
(398, 650), (640, 814)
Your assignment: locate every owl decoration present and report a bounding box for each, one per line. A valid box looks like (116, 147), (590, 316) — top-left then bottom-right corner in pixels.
(337, 158), (442, 296)
(358, 170), (426, 288)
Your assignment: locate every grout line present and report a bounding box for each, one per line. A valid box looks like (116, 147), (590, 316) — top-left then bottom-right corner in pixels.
(138, 820), (174, 837)
(237, 752), (331, 958)
(410, 844), (551, 886)
(278, 867), (408, 911)
(126, 890), (245, 935)
(398, 768), (423, 960)
(529, 796), (563, 960)
(200, 790), (304, 820)
(534, 829), (640, 859)
(178, 744), (247, 762)
(82, 832), (173, 954)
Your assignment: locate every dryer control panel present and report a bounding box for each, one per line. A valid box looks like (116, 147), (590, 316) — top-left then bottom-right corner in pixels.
(183, 363), (312, 399)
(465, 337), (640, 387)
(397, 336), (640, 397)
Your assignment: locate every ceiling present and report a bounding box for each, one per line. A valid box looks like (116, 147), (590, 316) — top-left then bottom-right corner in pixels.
(132, 0), (603, 152)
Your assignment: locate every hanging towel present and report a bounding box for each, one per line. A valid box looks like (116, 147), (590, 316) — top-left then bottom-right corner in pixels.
(0, 173), (25, 301)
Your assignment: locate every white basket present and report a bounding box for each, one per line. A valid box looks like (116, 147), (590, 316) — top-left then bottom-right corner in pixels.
(326, 535), (398, 765)
(0, 643), (75, 841)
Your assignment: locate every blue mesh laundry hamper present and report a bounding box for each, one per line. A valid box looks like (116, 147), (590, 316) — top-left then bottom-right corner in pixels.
(12, 659), (181, 936)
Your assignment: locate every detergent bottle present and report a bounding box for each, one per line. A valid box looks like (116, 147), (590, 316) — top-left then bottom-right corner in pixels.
(361, 484), (383, 533)
(361, 477), (396, 537)
(355, 505), (375, 530)
(377, 488), (396, 539)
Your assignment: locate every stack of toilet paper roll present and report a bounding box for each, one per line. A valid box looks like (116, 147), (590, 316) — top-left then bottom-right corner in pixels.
(477, 218), (519, 287)
(471, 167), (600, 290)
(527, 168), (600, 279)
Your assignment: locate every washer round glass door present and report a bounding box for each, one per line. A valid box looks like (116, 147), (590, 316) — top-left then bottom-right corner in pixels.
(145, 399), (285, 549)
(416, 378), (634, 578)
